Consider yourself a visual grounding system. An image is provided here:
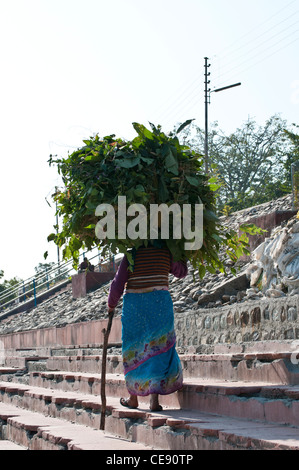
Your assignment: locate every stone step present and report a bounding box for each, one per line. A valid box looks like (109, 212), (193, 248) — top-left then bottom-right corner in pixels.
(0, 367), (26, 380)
(0, 440), (26, 450)
(45, 351), (299, 385)
(4, 356), (48, 369)
(0, 402), (152, 451)
(0, 386), (299, 450)
(6, 370), (299, 427)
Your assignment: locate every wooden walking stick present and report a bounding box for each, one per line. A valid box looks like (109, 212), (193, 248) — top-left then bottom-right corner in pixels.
(100, 308), (115, 430)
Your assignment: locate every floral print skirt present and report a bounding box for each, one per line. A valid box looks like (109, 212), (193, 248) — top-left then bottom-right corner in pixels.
(121, 290), (183, 396)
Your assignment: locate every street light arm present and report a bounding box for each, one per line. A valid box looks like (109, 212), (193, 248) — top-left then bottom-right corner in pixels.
(212, 82), (241, 93)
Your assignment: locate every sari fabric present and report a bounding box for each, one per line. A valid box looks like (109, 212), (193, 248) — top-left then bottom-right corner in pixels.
(121, 290), (183, 396)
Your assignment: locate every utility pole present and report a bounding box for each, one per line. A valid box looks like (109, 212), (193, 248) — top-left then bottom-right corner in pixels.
(55, 186), (60, 269)
(204, 57), (241, 174)
(204, 57), (211, 174)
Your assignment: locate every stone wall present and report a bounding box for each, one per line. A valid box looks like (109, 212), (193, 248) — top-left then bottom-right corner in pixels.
(175, 295), (299, 353)
(1, 297), (298, 356)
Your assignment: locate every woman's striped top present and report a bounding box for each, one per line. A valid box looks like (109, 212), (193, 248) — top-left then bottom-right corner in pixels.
(107, 247), (188, 309)
(126, 246), (171, 291)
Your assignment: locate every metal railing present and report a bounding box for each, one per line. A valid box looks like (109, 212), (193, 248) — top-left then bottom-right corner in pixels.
(0, 248), (121, 314)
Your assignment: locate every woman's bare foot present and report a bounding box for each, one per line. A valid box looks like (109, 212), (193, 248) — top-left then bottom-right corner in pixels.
(150, 393), (163, 411)
(120, 395), (138, 409)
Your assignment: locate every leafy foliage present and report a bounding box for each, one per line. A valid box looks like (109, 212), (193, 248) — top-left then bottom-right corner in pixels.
(48, 121), (262, 278)
(0, 273), (23, 305)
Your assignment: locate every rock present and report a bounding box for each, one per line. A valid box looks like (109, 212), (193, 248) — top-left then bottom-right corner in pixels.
(266, 288), (286, 298)
(236, 291), (246, 302)
(197, 273), (249, 307)
(248, 215), (299, 296)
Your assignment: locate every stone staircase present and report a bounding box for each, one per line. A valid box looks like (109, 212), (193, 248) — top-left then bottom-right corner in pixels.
(1, 339), (299, 451)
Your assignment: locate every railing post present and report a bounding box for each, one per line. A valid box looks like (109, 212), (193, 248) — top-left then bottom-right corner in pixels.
(23, 282), (26, 302)
(46, 267), (49, 290)
(33, 279), (37, 307)
(98, 249), (102, 272)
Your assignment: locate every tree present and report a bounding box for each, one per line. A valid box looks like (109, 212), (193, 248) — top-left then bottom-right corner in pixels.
(34, 262), (55, 277)
(34, 262), (69, 288)
(181, 115), (291, 212)
(0, 272), (23, 307)
(0, 270), (4, 296)
(284, 126), (299, 207)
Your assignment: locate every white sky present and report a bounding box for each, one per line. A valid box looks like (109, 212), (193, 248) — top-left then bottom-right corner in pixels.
(0, 0), (298, 281)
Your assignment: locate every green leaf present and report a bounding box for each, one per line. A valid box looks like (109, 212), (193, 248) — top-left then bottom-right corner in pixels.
(185, 175), (200, 187)
(85, 200), (97, 210)
(176, 119), (195, 135)
(239, 223), (266, 235)
(211, 233), (223, 244)
(70, 237), (82, 251)
(198, 264), (206, 279)
(235, 246), (244, 258)
(47, 233), (56, 242)
(158, 176), (169, 202)
(206, 265), (216, 274)
(132, 123), (154, 140)
(165, 150), (176, 167)
(203, 209), (219, 222)
(90, 188), (99, 196)
(114, 157), (140, 168)
(165, 150), (178, 175)
(140, 155), (154, 165)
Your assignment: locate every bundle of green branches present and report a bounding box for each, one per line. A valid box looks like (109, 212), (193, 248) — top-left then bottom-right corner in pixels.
(47, 121), (259, 278)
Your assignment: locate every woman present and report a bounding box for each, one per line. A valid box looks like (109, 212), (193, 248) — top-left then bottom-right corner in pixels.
(107, 243), (188, 411)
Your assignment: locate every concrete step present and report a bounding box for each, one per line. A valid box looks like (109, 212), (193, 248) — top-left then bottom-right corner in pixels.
(46, 351), (299, 385)
(4, 356), (48, 369)
(0, 440), (26, 450)
(0, 402), (152, 450)
(0, 386), (299, 450)
(27, 370), (299, 427)
(4, 346), (299, 384)
(0, 367), (27, 382)
(0, 367), (26, 374)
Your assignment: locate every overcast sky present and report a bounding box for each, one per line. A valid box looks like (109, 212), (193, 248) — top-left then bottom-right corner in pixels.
(0, 0), (298, 281)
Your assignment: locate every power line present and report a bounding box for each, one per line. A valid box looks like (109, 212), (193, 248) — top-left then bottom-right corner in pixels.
(214, 34), (299, 89)
(215, 0), (298, 58)
(151, 69), (202, 121)
(159, 90), (203, 131)
(213, 29), (299, 89)
(215, 15), (299, 78)
(156, 86), (203, 126)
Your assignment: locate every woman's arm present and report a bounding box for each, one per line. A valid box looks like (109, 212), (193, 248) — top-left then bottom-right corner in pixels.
(107, 256), (130, 309)
(170, 258), (188, 279)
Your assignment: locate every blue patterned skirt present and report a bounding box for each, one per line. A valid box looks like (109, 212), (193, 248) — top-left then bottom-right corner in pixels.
(121, 290), (183, 396)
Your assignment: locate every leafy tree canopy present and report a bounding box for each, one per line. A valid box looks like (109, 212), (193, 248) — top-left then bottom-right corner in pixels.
(179, 115), (295, 213)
